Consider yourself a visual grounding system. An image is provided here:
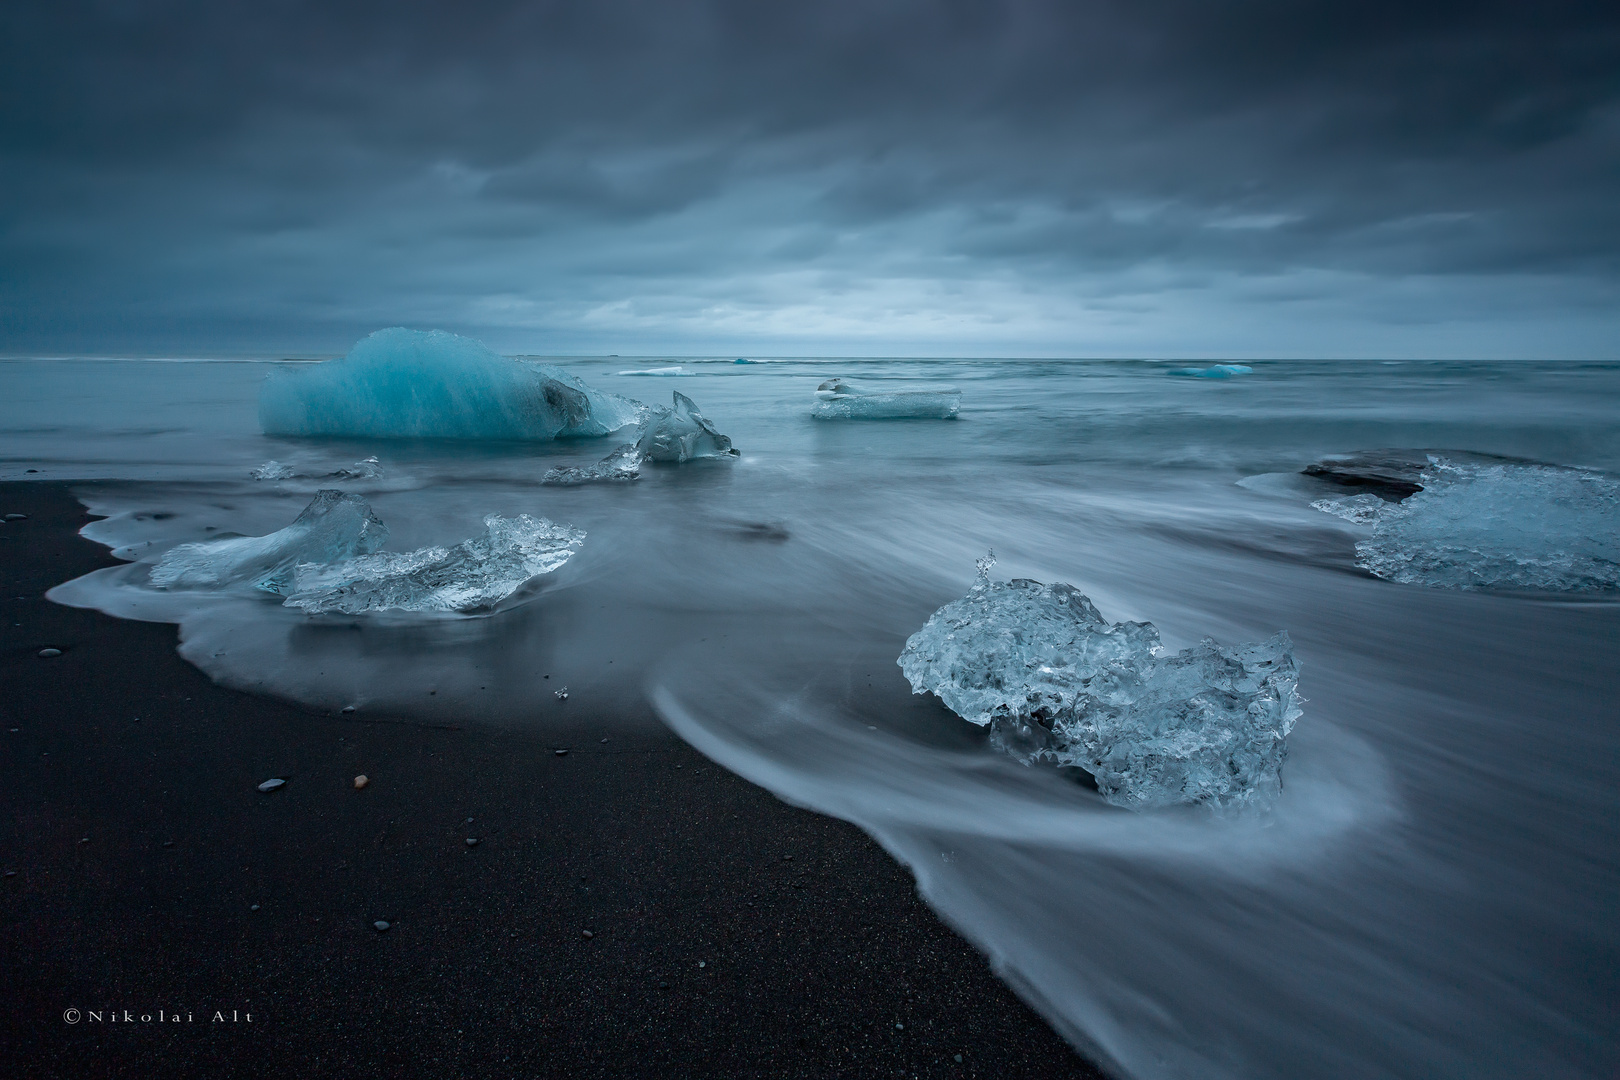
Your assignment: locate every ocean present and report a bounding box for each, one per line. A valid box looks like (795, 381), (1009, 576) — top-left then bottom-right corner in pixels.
(4, 354), (1617, 1078)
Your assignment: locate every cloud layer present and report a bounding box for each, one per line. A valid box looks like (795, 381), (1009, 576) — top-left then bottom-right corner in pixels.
(4, 0), (1618, 355)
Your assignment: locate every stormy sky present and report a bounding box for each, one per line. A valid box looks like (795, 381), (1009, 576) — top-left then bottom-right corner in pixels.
(3, 0), (1618, 357)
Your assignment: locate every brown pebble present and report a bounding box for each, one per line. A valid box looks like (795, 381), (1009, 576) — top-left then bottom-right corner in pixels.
(353, 775), (369, 789)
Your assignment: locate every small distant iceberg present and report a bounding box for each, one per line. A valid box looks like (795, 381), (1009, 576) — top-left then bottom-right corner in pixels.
(250, 457), (385, 481)
(733, 358), (760, 365)
(251, 461), (296, 481)
(898, 555), (1302, 811)
(1167, 364), (1253, 379)
(259, 328), (639, 440)
(284, 514), (585, 615)
(637, 392), (737, 462)
(617, 366), (689, 376)
(812, 378), (961, 420)
(1311, 455), (1620, 592)
(150, 490), (388, 594)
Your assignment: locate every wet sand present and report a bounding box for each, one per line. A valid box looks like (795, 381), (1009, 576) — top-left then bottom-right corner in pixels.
(0, 481), (1103, 1078)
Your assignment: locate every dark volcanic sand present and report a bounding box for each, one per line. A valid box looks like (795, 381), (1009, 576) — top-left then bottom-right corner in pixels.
(0, 482), (1104, 1079)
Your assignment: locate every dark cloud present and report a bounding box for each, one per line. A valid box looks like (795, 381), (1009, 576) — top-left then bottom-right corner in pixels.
(2, 0), (1618, 354)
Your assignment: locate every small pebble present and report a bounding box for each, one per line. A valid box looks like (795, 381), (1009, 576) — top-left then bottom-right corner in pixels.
(78, 837), (89, 844)
(581, 929), (594, 939)
(341, 705), (356, 714)
(895, 1022), (904, 1030)
(698, 960), (706, 968)
(658, 980), (669, 989)
(5, 513), (26, 521)
(554, 748), (569, 757)
(250, 904), (260, 911)
(37, 648), (61, 658)
(257, 778), (285, 792)
(162, 840), (174, 848)
(353, 775), (369, 789)
(955, 1053), (963, 1062)
(465, 817), (474, 823)
(4, 870), (15, 877)
(465, 837), (480, 847)
(373, 920), (391, 932)
(600, 737), (609, 743)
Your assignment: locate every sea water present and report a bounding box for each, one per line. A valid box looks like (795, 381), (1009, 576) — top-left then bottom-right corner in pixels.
(4, 354), (1618, 1079)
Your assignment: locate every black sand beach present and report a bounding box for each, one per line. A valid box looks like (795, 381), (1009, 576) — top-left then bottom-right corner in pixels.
(1, 482), (1103, 1078)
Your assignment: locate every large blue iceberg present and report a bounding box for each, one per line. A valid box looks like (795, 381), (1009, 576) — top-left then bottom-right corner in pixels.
(898, 558), (1302, 810)
(259, 328), (640, 440)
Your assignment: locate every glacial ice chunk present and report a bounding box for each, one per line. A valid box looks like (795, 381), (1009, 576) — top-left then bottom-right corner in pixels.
(636, 392), (737, 462)
(1310, 493), (1387, 525)
(1167, 364), (1253, 378)
(897, 571), (1301, 810)
(541, 443), (643, 485)
(1328, 457), (1620, 592)
(811, 378), (961, 420)
(251, 460), (296, 481)
(617, 366), (689, 376)
(284, 514), (585, 614)
(150, 490), (388, 595)
(259, 328), (640, 441)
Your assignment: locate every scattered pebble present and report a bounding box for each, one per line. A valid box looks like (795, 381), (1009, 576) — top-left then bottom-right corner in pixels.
(895, 1022), (904, 1030)
(341, 705), (356, 714)
(658, 980), (669, 989)
(257, 778), (285, 792)
(78, 837), (89, 844)
(554, 687), (569, 700)
(600, 737), (609, 743)
(698, 961), (706, 968)
(581, 929), (594, 939)
(162, 840), (174, 848)
(5, 513), (26, 521)
(782, 855), (793, 862)
(353, 775), (369, 789)
(554, 748), (569, 757)
(37, 648), (61, 658)
(465, 817), (474, 823)
(465, 837), (480, 847)
(4, 870), (15, 877)
(250, 904), (260, 912)
(955, 1053), (963, 1062)
(373, 920), (391, 932)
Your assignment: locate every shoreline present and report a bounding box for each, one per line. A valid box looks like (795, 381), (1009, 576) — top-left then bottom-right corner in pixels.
(0, 481), (1103, 1078)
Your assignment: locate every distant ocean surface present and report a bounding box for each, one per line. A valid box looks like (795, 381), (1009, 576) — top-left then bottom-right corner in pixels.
(5, 355), (1618, 1079)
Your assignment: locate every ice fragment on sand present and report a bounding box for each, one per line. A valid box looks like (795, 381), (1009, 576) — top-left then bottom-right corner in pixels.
(811, 378), (961, 420)
(283, 514), (584, 614)
(897, 572), (1301, 810)
(542, 443), (643, 485)
(636, 392), (737, 462)
(150, 490), (388, 595)
(1330, 457), (1620, 592)
(251, 460), (296, 480)
(259, 328), (639, 440)
(1167, 364), (1253, 378)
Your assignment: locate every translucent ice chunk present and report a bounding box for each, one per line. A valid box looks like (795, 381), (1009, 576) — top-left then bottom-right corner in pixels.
(1167, 364), (1253, 378)
(251, 460), (296, 480)
(897, 575), (1301, 810)
(150, 490), (388, 595)
(811, 378), (961, 419)
(284, 514), (585, 614)
(1310, 493), (1388, 524)
(332, 456), (383, 480)
(617, 366), (688, 376)
(1347, 457), (1620, 592)
(541, 443), (643, 485)
(636, 392), (737, 462)
(259, 328), (640, 440)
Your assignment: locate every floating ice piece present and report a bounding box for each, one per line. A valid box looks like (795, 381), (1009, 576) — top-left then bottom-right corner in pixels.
(636, 392), (737, 462)
(733, 358), (760, 364)
(617, 366), (688, 376)
(1167, 364), (1253, 378)
(812, 378), (961, 420)
(541, 443), (643, 485)
(332, 456), (383, 480)
(251, 461), (296, 480)
(150, 490), (388, 595)
(1338, 457), (1620, 592)
(259, 328), (640, 440)
(283, 514), (585, 614)
(898, 573), (1301, 810)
